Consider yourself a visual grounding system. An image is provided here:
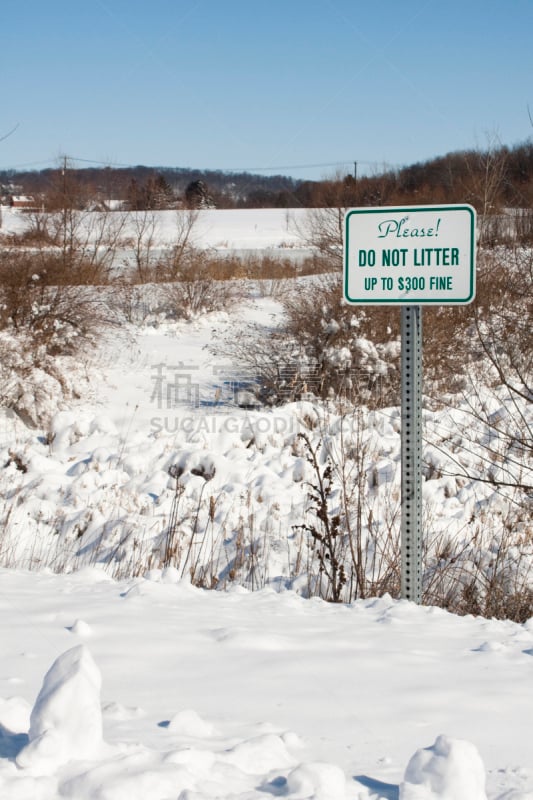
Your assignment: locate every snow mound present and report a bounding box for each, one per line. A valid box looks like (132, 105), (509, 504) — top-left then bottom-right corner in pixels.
(68, 619), (93, 637)
(0, 696), (32, 733)
(223, 732), (297, 774)
(286, 761), (347, 799)
(400, 734), (487, 799)
(166, 708), (216, 737)
(17, 645), (103, 773)
(101, 701), (145, 720)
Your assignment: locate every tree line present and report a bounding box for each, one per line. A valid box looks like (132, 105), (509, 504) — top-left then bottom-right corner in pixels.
(1, 139), (533, 212)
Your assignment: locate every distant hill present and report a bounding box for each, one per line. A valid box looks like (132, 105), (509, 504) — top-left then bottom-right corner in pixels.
(0, 164), (303, 210)
(2, 140), (532, 211)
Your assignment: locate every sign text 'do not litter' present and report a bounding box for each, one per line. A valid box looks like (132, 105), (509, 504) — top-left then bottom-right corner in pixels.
(344, 204), (476, 305)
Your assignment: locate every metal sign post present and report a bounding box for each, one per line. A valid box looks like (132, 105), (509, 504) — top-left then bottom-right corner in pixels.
(343, 204), (476, 603)
(400, 305), (422, 602)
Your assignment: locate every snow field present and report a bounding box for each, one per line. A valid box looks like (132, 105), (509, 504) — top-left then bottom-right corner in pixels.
(0, 207), (308, 253)
(0, 570), (532, 798)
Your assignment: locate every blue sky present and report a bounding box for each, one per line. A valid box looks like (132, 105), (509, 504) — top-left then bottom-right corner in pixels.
(1, 0), (532, 180)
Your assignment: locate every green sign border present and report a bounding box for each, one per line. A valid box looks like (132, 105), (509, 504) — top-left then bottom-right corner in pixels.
(343, 204), (476, 305)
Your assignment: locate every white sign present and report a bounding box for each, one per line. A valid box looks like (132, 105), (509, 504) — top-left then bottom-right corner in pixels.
(344, 204), (476, 304)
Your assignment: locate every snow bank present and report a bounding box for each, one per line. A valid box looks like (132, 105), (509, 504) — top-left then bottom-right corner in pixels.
(0, 571), (531, 798)
(400, 734), (487, 799)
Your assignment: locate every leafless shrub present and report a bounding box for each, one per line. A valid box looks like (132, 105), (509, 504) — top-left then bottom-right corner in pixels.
(0, 248), (116, 425)
(424, 247), (532, 493)
(333, 408), (402, 599)
(162, 255), (241, 318)
(463, 137), (508, 245)
(292, 206), (345, 270)
(0, 330), (93, 427)
(160, 209), (199, 280)
(107, 282), (150, 325)
(19, 206), (128, 283)
(423, 512), (533, 622)
(211, 273), (401, 406)
(125, 209), (161, 282)
(4, 215), (55, 247)
(0, 250), (114, 353)
(478, 214), (512, 247)
(281, 275), (401, 404)
(512, 208), (533, 244)
(294, 404), (530, 619)
(293, 433), (347, 602)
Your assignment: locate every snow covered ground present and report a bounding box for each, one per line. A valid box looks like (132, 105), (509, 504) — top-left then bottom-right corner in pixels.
(0, 568), (533, 800)
(0, 207), (532, 798)
(1, 568), (532, 799)
(0, 207), (308, 252)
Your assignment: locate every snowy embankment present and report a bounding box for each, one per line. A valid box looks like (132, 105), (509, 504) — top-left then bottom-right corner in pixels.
(0, 568), (532, 799)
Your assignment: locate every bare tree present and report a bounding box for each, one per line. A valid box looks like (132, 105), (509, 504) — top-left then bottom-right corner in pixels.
(163, 209), (199, 279)
(426, 247), (532, 499)
(294, 206), (345, 270)
(127, 209), (160, 282)
(463, 136), (509, 245)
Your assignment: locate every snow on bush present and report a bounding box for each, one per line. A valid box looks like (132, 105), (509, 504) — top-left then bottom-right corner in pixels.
(1, 384), (531, 618)
(0, 331), (94, 427)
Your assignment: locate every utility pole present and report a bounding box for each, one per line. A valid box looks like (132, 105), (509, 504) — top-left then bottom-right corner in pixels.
(60, 155), (69, 260)
(62, 155), (67, 198)
(0, 123), (20, 229)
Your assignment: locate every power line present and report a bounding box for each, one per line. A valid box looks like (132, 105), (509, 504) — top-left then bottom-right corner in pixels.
(0, 156), (132, 171)
(66, 156), (382, 172)
(222, 159), (401, 173)
(67, 155), (142, 168)
(1, 154), (400, 175)
(0, 158), (58, 170)
(0, 123), (20, 144)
